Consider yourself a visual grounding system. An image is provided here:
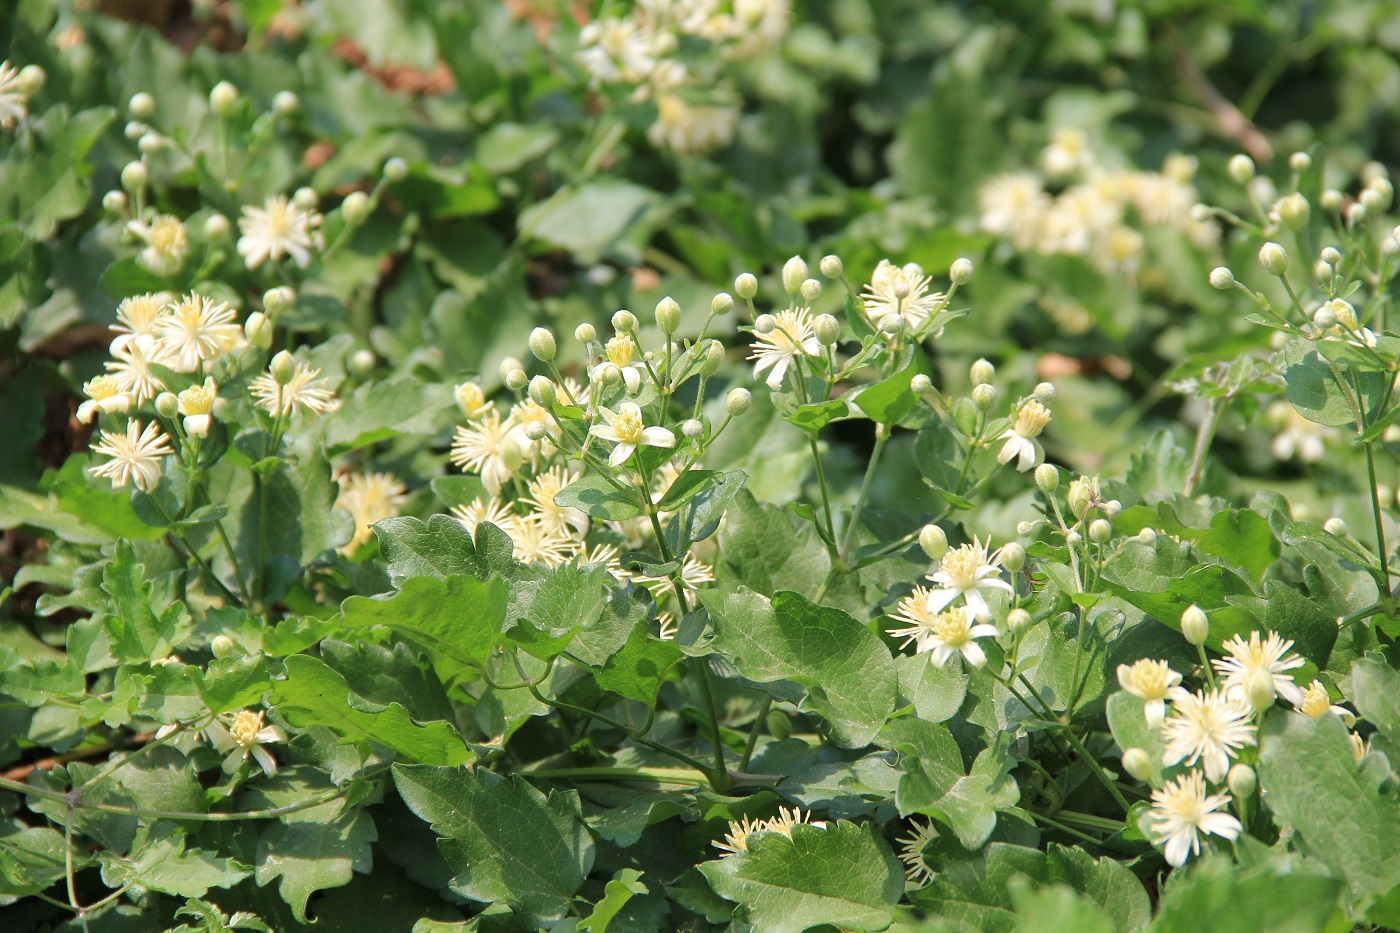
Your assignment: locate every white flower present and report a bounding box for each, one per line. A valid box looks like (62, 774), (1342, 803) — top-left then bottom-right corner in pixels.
(924, 537), (1013, 621)
(0, 61), (29, 129)
(1298, 679), (1353, 723)
(76, 375), (133, 424)
(128, 214), (190, 277)
(111, 292), (172, 351)
(449, 497), (514, 537)
(450, 411), (527, 495)
(177, 377), (218, 438)
(978, 173), (1048, 249)
(1144, 770), (1241, 867)
(1039, 185), (1121, 256)
(589, 401), (675, 466)
(523, 465), (589, 535)
(1212, 630), (1305, 707)
(237, 194), (323, 269)
(249, 361), (336, 419)
(598, 335), (647, 394)
(454, 382), (493, 420)
(335, 471), (409, 554)
(896, 818), (938, 887)
(576, 17), (662, 85)
(105, 335), (171, 404)
(748, 307), (822, 390)
(996, 400), (1051, 472)
(860, 260), (944, 333)
(154, 293), (242, 372)
(90, 420), (174, 492)
(1117, 659), (1182, 728)
(206, 709), (287, 777)
(648, 91), (738, 154)
(1269, 402), (1332, 463)
(506, 511), (573, 567)
(1161, 687), (1256, 782)
(887, 599), (999, 669)
(636, 553), (714, 601)
(1041, 128), (1091, 179)
(713, 815), (767, 855)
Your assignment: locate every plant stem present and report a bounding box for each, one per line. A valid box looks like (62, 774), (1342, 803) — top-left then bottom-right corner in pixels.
(1183, 396), (1224, 497)
(696, 659), (731, 792)
(839, 425), (889, 561)
(1057, 729), (1132, 813)
(1365, 440), (1395, 614)
(738, 695), (772, 774)
(806, 435), (837, 550)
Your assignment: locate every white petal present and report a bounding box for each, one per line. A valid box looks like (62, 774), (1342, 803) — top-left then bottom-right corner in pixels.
(623, 367), (641, 393)
(1145, 699), (1165, 728)
(961, 642), (987, 669)
(251, 745), (279, 777)
(640, 426), (675, 448)
(924, 588), (958, 614)
(609, 442), (636, 466)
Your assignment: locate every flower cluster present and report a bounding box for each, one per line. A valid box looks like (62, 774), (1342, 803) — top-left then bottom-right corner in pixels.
(886, 537), (1012, 669)
(713, 805), (825, 855)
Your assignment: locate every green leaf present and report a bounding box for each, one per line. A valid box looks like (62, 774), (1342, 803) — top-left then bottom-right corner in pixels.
(1284, 338), (1387, 427)
(340, 574), (509, 674)
(255, 798), (376, 924)
(699, 821), (902, 933)
(506, 562), (610, 660)
(1045, 843), (1152, 933)
(715, 489), (831, 599)
(476, 122), (561, 174)
(1351, 656), (1400, 743)
(655, 470), (721, 513)
(594, 623), (685, 706)
(663, 470), (746, 554)
(896, 653), (969, 723)
(102, 541), (184, 663)
(271, 656), (471, 766)
(99, 828), (250, 898)
(853, 357), (926, 425)
(700, 588), (896, 748)
(1147, 503), (1281, 585)
(323, 377), (451, 454)
(1147, 853), (1343, 933)
(915, 424), (973, 509)
(374, 514), (492, 586)
(1106, 693), (1166, 787)
(1009, 881), (1116, 933)
(199, 655), (273, 714)
(579, 868), (667, 932)
(518, 180), (660, 263)
(554, 473), (644, 521)
(393, 764), (595, 926)
(0, 827), (91, 897)
(1257, 711), (1400, 910)
(897, 732), (1020, 849)
(785, 399), (850, 433)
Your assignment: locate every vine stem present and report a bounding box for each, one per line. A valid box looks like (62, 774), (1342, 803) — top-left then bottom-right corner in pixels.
(738, 695), (772, 774)
(838, 425), (889, 561)
(1365, 440), (1395, 614)
(0, 776), (345, 821)
(1183, 396), (1224, 497)
(806, 435), (837, 551)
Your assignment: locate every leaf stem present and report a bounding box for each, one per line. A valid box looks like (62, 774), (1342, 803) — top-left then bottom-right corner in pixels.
(839, 424), (889, 561)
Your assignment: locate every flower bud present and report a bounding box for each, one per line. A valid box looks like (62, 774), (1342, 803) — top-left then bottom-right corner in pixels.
(210, 634), (238, 659)
(612, 309), (637, 334)
(910, 374), (933, 394)
(725, 387), (752, 416)
(594, 362), (620, 387)
(782, 255), (809, 295)
(1067, 480), (1091, 519)
(1369, 177), (1394, 209)
(1363, 161), (1390, 184)
(654, 296), (681, 334)
(512, 420), (540, 441)
(712, 292), (734, 315)
(1209, 266), (1236, 289)
(505, 368), (529, 391)
(682, 418), (704, 439)
(800, 278), (823, 303)
(1017, 521), (1036, 536)
(1032, 382), (1055, 403)
(919, 524), (948, 561)
(1320, 189), (1344, 212)
(292, 187), (317, 211)
(813, 313), (840, 346)
(1324, 517), (1348, 537)
(971, 383), (997, 412)
(754, 313), (776, 334)
(1137, 527), (1157, 546)
(1313, 304), (1337, 330)
(1228, 763), (1257, 800)
(1181, 604), (1209, 645)
(575, 322), (596, 344)
(1065, 531), (1082, 547)
(970, 358), (995, 386)
(270, 350), (298, 385)
(15, 64), (44, 98)
(382, 157), (408, 181)
(1289, 151), (1312, 172)
(498, 357), (523, 384)
(1244, 667), (1277, 712)
(1227, 154), (1256, 185)
(154, 392), (179, 419)
(348, 349), (376, 377)
(1007, 607), (1032, 636)
(949, 257), (974, 286)
(272, 90), (299, 116)
(1258, 242), (1288, 276)
(878, 313), (904, 335)
(1277, 193), (1310, 231)
(1349, 203), (1367, 224)
(820, 254), (843, 278)
(125, 120), (148, 140)
(138, 133), (163, 155)
(263, 286), (294, 314)
(1000, 541), (1026, 572)
(700, 340), (725, 376)
(1103, 499), (1121, 518)
(528, 326), (557, 362)
(103, 190), (128, 213)
(528, 375), (556, 408)
(1361, 188), (1386, 214)
(1321, 246), (1342, 266)
(129, 91), (156, 118)
(120, 160), (148, 193)
(341, 190), (370, 226)
(1122, 747), (1154, 782)
(1034, 463), (1059, 493)
(735, 272), (758, 299)
(244, 311), (272, 349)
(1088, 518), (1112, 544)
(209, 80), (239, 117)
(203, 213), (230, 239)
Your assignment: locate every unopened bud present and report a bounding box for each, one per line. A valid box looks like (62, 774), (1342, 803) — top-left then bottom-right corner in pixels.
(263, 286), (294, 314)
(711, 292), (734, 315)
(125, 121), (148, 140)
(910, 374), (933, 394)
(523, 420), (547, 441)
(1349, 203), (1367, 224)
(1017, 521), (1036, 536)
(782, 255), (808, 295)
(1032, 382), (1055, 403)
(611, 309), (637, 334)
(970, 358), (995, 385)
(820, 254), (843, 278)
(1368, 177), (1394, 210)
(103, 190), (128, 213)
(813, 314), (840, 345)
(210, 634), (238, 659)
(209, 80), (239, 118)
(754, 313), (776, 334)
(1278, 193), (1310, 231)
(154, 392), (178, 419)
(505, 368), (528, 391)
(972, 383), (997, 411)
(1181, 604), (1209, 645)
(244, 312), (272, 349)
(120, 161), (148, 193)
(1289, 151), (1312, 172)
(1320, 189), (1344, 212)
(1209, 266), (1236, 290)
(949, 257), (974, 286)
(382, 157), (408, 181)
(1088, 518), (1112, 543)
(203, 213), (230, 239)
(1244, 667), (1277, 712)
(292, 187), (317, 210)
(594, 362), (620, 387)
(1034, 463), (1059, 493)
(575, 322), (596, 344)
(1122, 747), (1154, 782)
(498, 357), (523, 383)
(1007, 607), (1032, 636)
(272, 90), (299, 116)
(1065, 531), (1082, 547)
(800, 278), (822, 303)
(1103, 499), (1121, 518)
(682, 418), (704, 439)
(528, 375), (557, 408)
(655, 296), (681, 334)
(1137, 527), (1157, 546)
(348, 349), (376, 377)
(129, 91), (156, 119)
(878, 313), (904, 335)
(1258, 242), (1288, 276)
(1321, 246), (1342, 266)
(270, 350), (298, 385)
(725, 387), (751, 416)
(1361, 188), (1385, 214)
(1227, 763), (1257, 799)
(138, 133), (162, 155)
(1000, 541), (1025, 572)
(1324, 517), (1348, 537)
(919, 524), (948, 561)
(1227, 154), (1256, 185)
(700, 340), (725, 376)
(1313, 305), (1337, 330)
(341, 191), (370, 226)
(735, 273), (758, 300)
(528, 327), (557, 362)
